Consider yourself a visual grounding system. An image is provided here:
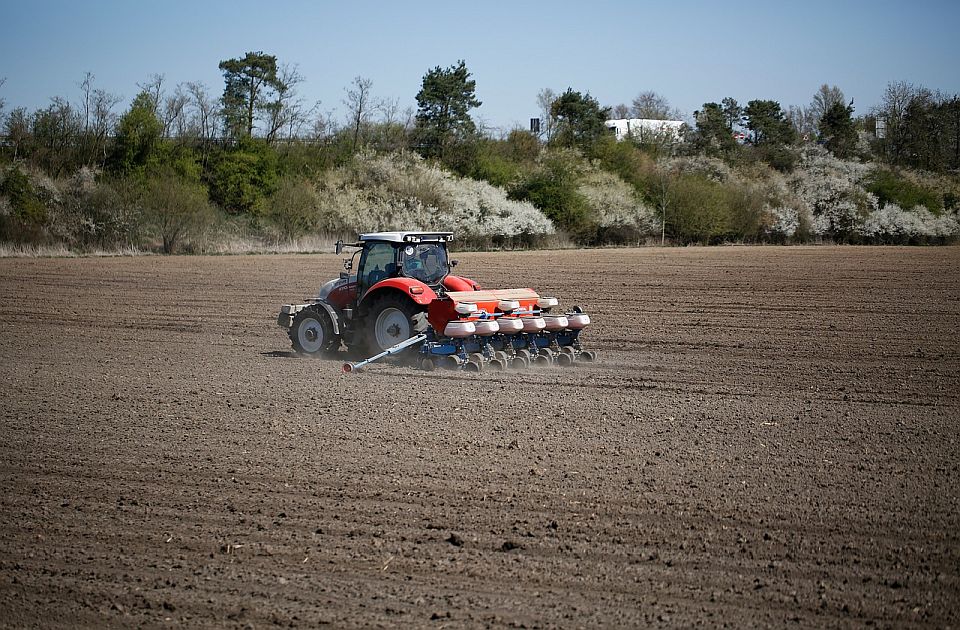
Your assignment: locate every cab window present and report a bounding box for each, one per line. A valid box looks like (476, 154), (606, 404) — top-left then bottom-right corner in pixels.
(401, 243), (448, 285)
(360, 242), (396, 290)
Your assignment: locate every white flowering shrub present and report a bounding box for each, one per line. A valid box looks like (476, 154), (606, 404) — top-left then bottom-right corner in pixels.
(443, 175), (554, 236)
(663, 155), (733, 182)
(789, 147), (870, 219)
(767, 206), (801, 238)
(314, 151), (553, 238)
(577, 170), (657, 232)
(810, 200), (864, 238)
(860, 204), (924, 240)
(859, 204), (960, 242)
(925, 210), (960, 238)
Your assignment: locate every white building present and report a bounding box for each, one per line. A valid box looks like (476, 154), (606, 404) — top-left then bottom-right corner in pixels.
(605, 118), (686, 142)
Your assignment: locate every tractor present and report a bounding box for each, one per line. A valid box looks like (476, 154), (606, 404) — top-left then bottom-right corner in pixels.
(278, 231), (594, 372)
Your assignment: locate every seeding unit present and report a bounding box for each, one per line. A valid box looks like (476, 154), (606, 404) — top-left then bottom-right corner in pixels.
(277, 231), (595, 373)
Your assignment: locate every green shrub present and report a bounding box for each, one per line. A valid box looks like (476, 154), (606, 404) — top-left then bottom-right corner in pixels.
(110, 91), (163, 175)
(150, 144), (204, 184)
(591, 137), (655, 190)
(266, 177), (319, 241)
(865, 168), (942, 213)
(725, 186), (767, 241)
(142, 170), (215, 253)
(509, 149), (591, 235)
(64, 175), (142, 250)
(744, 144), (799, 173)
(275, 141), (339, 179)
(510, 171), (589, 235)
(0, 166), (48, 242)
(1, 166), (47, 224)
(665, 175), (732, 243)
(206, 139), (280, 214)
(504, 130), (540, 162)
(468, 151), (521, 188)
(465, 134), (540, 189)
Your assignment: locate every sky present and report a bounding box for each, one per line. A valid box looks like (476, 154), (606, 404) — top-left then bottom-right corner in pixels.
(2, 0), (959, 134)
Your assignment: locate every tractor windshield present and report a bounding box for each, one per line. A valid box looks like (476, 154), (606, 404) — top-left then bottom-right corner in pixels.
(401, 242), (449, 285)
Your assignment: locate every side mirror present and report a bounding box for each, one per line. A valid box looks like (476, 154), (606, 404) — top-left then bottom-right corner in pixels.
(335, 240), (344, 255)
(450, 259), (459, 268)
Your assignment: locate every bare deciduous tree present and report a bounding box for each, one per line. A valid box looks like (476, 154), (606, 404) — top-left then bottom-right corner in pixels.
(264, 64), (308, 142)
(186, 82), (217, 141)
(308, 108), (335, 142)
(876, 80), (916, 162)
(787, 104), (818, 140)
(78, 72), (95, 132)
(162, 84), (190, 139)
(536, 88), (557, 141)
(90, 88), (121, 165)
(73, 73), (120, 166)
(5, 107), (30, 160)
(33, 96), (82, 175)
(809, 84), (846, 127)
(379, 97), (402, 126)
(138, 73), (165, 114)
(611, 103), (630, 119)
(344, 76), (374, 152)
(631, 91), (680, 120)
(284, 99), (320, 140)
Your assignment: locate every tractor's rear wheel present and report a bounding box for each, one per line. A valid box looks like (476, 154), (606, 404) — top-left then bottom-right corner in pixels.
(362, 293), (428, 356)
(289, 307), (339, 357)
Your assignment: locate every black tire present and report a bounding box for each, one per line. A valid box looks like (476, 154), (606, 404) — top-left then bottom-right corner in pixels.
(361, 293), (428, 355)
(289, 306), (339, 357)
(439, 355), (461, 371)
(511, 351), (531, 369)
(578, 350), (597, 363)
(534, 350), (553, 367)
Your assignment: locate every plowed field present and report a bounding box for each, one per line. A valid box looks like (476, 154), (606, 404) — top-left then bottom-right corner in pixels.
(1, 246), (958, 628)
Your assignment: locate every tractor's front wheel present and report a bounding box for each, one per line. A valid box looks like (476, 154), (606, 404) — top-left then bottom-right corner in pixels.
(289, 307), (339, 357)
(362, 294), (428, 355)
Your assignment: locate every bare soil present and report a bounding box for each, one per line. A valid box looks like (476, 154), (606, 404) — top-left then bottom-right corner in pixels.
(1, 246), (958, 628)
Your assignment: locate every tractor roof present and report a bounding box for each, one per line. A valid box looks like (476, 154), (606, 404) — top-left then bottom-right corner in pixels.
(358, 231), (453, 244)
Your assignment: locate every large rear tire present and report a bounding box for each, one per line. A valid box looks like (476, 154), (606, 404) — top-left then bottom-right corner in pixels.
(361, 293), (428, 356)
(289, 306), (339, 357)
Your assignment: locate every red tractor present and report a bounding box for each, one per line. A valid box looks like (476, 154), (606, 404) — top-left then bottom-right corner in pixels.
(278, 231), (594, 371)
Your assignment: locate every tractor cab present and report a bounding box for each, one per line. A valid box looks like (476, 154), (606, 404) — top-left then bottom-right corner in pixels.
(337, 231), (457, 302)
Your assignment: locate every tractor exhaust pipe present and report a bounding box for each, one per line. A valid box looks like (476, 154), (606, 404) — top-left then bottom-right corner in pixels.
(342, 334), (428, 374)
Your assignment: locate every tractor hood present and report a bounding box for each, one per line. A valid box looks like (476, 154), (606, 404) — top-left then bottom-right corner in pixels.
(317, 274), (356, 301)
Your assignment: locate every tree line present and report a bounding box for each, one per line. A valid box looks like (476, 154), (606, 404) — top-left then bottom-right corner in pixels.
(1, 53), (958, 252)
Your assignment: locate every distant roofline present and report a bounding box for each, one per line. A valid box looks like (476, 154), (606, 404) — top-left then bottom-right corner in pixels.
(604, 118), (686, 125)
